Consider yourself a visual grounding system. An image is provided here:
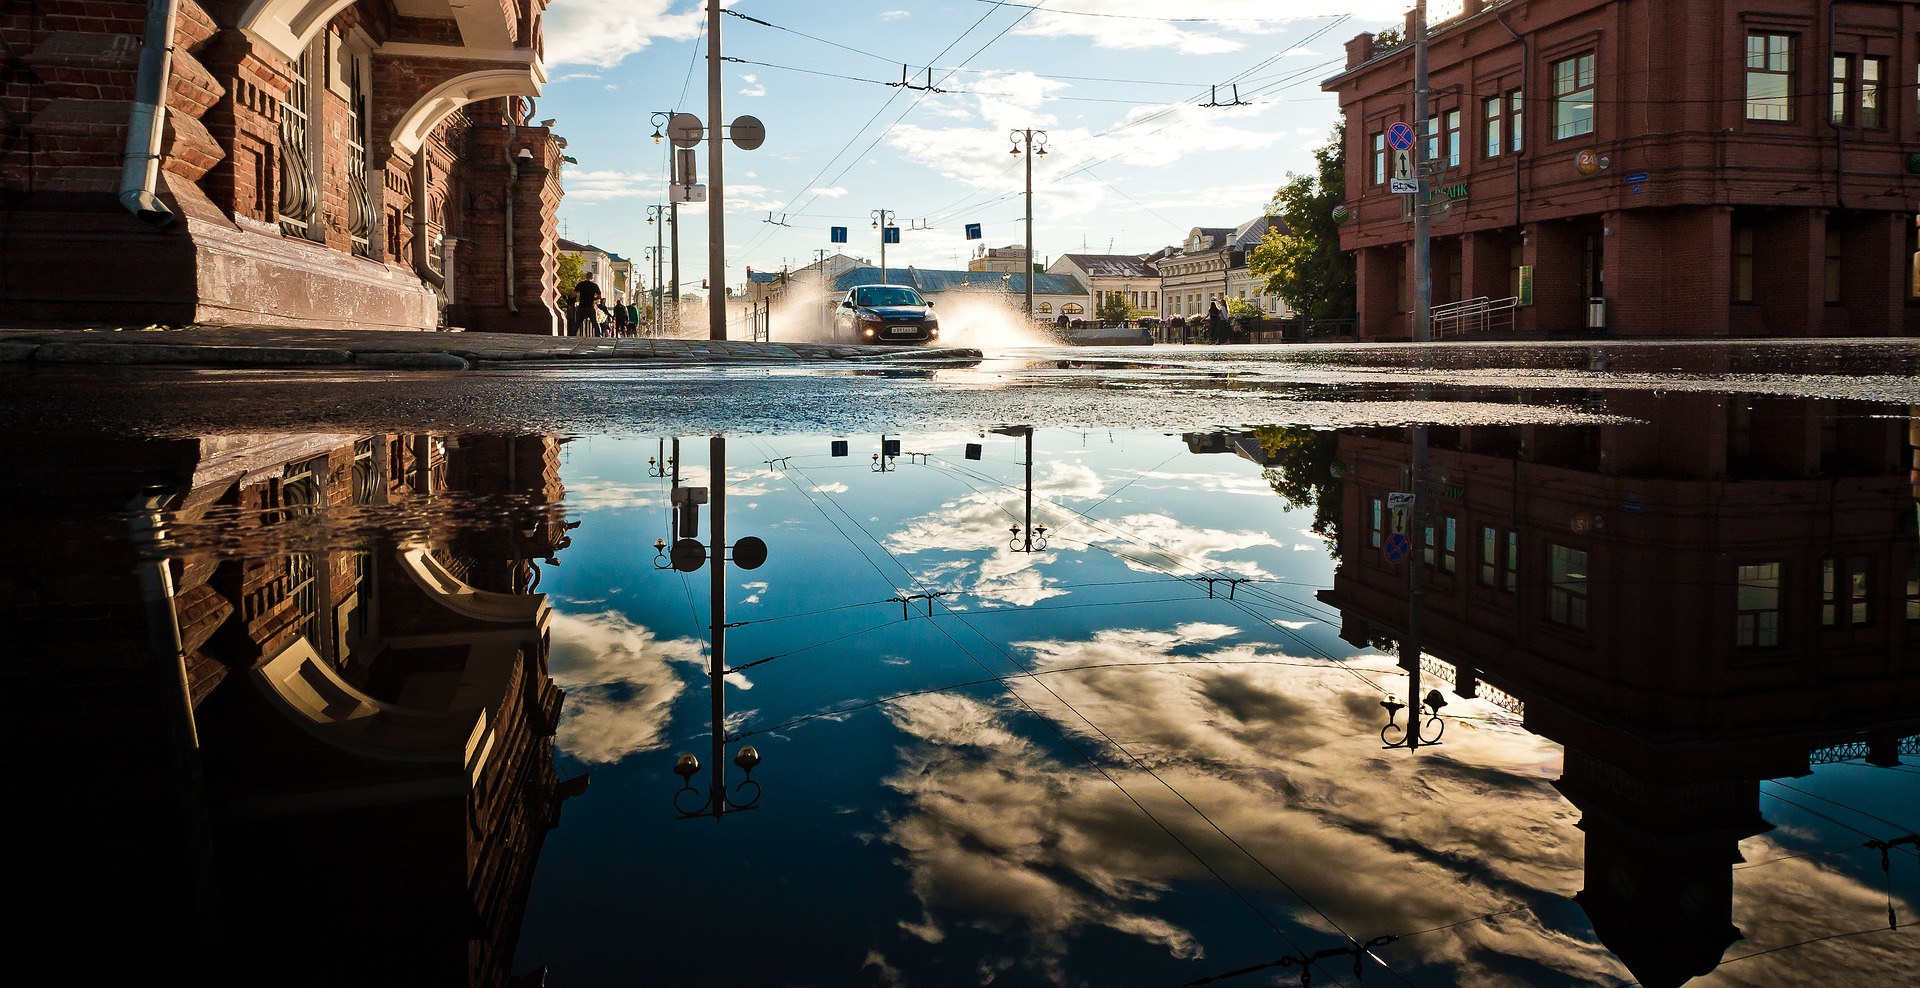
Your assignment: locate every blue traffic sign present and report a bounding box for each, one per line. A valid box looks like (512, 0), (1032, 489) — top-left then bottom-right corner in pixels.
(1387, 122), (1415, 151)
(883, 226), (900, 244)
(830, 226), (848, 243)
(1383, 532), (1413, 563)
(965, 222), (982, 240)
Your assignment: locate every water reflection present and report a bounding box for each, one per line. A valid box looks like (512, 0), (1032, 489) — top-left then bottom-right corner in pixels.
(5, 433), (582, 985)
(5, 395), (1916, 987)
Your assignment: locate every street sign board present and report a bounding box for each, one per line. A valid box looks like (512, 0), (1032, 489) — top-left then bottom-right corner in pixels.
(1384, 532), (1413, 563)
(1390, 147), (1417, 195)
(1387, 122), (1415, 151)
(965, 222), (982, 240)
(667, 112), (703, 148)
(670, 183), (707, 204)
(883, 226), (901, 244)
(830, 226), (848, 243)
(729, 115), (766, 151)
(1387, 492), (1414, 510)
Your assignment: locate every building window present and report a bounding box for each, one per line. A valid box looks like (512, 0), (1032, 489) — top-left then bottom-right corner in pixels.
(1445, 109), (1462, 168)
(344, 45), (375, 258)
(1373, 131), (1387, 185)
(1825, 227), (1843, 303)
(1737, 563), (1782, 647)
(1423, 517), (1456, 573)
(1479, 527), (1518, 590)
(1038, 302), (1051, 313)
(1426, 115), (1439, 164)
(277, 40), (320, 239)
(1484, 97), (1503, 158)
(1548, 544), (1588, 629)
(1821, 556), (1873, 628)
(1370, 497), (1384, 548)
(1552, 53), (1595, 140)
(1509, 91), (1524, 152)
(1861, 56), (1885, 128)
(1832, 55), (1851, 125)
(1733, 224), (1755, 302)
(1746, 33), (1793, 121)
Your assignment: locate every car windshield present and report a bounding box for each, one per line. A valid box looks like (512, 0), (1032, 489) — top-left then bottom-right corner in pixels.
(854, 287), (923, 307)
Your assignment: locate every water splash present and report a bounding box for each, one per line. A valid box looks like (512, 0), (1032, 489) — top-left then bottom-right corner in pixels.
(752, 271), (1058, 348)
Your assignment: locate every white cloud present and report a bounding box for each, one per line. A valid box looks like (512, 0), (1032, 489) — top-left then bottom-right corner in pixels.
(547, 610), (705, 764)
(562, 169), (661, 203)
(546, 0), (707, 70)
(808, 187), (850, 198)
(739, 74), (766, 97)
(879, 9), (910, 20)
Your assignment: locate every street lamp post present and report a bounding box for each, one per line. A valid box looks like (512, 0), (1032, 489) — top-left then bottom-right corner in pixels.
(1008, 129), (1048, 320)
(871, 208), (894, 285)
(658, 436), (771, 819)
(646, 204), (670, 336)
(650, 110), (683, 336)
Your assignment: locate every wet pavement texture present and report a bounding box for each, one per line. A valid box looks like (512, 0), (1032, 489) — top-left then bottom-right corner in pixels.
(5, 340), (1918, 987)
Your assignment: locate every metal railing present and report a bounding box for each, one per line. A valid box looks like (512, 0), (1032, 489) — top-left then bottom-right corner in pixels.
(1432, 295), (1519, 338)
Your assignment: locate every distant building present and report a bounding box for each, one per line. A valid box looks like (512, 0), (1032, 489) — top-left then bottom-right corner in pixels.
(1323, 0), (1920, 338)
(1048, 254), (1161, 321)
(0, 0), (563, 334)
(558, 240), (632, 300)
(968, 244), (1037, 274)
(1156, 220), (1288, 332)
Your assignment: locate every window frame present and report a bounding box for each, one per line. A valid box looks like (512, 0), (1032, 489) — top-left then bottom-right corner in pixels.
(1745, 32), (1794, 122)
(1483, 96), (1503, 159)
(1551, 52), (1596, 141)
(1548, 543), (1589, 630)
(1737, 562), (1783, 648)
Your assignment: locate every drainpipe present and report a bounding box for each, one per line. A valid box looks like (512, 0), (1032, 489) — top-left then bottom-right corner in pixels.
(505, 110), (519, 314)
(118, 0), (181, 226)
(1495, 12), (1528, 230)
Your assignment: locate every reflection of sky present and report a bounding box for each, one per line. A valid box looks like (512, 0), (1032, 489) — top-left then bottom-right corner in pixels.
(518, 431), (1918, 987)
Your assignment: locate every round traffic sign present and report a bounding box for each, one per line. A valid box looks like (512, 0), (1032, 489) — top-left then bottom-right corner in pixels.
(1383, 532), (1413, 563)
(732, 535), (768, 570)
(1387, 122), (1415, 151)
(670, 538), (707, 571)
(668, 112), (704, 148)
(729, 115), (766, 151)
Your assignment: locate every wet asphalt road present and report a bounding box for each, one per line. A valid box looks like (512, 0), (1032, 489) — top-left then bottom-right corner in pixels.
(5, 340), (1919, 438)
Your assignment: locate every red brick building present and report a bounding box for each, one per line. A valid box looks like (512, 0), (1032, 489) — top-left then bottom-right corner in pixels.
(1324, 0), (1920, 338)
(0, 0), (564, 333)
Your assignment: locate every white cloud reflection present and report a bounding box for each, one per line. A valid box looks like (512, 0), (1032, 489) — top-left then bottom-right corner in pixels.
(548, 610), (704, 764)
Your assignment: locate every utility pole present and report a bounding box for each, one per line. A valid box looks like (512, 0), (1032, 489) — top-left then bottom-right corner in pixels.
(1412, 1), (1433, 346)
(706, 1), (726, 340)
(647, 204), (668, 336)
(1009, 129), (1048, 320)
(871, 208), (894, 285)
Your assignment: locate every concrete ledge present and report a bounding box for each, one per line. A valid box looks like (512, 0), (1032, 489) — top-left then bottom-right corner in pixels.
(34, 342), (355, 365)
(0, 342), (41, 362)
(355, 351), (472, 370)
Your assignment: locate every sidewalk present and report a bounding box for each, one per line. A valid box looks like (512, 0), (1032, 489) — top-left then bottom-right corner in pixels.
(0, 325), (983, 370)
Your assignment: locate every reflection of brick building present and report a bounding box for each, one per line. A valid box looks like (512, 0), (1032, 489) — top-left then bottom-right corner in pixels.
(1324, 1), (1920, 338)
(0, 0), (562, 333)
(1, 432), (580, 983)
(1320, 384), (1920, 986)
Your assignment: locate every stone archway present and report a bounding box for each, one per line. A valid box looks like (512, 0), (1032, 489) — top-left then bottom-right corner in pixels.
(236, 0), (359, 60)
(387, 69), (542, 159)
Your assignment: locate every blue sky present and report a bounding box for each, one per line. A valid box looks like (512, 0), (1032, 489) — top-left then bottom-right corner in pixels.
(538, 1), (1404, 296)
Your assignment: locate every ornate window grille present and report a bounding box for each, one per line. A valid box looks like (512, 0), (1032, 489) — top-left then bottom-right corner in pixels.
(277, 43), (319, 237)
(346, 51), (375, 257)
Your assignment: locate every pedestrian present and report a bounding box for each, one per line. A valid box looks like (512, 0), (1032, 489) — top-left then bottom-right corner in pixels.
(1206, 301), (1226, 344)
(611, 294), (630, 336)
(627, 298), (643, 336)
(574, 272), (602, 336)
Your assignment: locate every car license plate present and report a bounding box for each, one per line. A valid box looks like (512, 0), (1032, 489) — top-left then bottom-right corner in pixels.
(887, 326), (917, 335)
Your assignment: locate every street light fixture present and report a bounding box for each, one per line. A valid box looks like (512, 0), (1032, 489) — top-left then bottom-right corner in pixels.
(1008, 129), (1048, 320)
(1380, 688), (1447, 749)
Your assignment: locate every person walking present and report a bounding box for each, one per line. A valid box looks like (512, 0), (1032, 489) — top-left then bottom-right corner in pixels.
(574, 272), (602, 336)
(611, 294), (630, 336)
(627, 297), (643, 336)
(1206, 300), (1226, 345)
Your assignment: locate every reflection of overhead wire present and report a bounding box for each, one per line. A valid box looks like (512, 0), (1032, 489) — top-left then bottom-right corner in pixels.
(1767, 779), (1919, 840)
(1716, 925), (1914, 969)
(1763, 788), (1920, 855)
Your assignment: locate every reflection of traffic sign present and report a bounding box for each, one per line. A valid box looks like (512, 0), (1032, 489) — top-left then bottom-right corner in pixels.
(965, 222), (982, 240)
(1387, 122), (1415, 151)
(1384, 532), (1413, 563)
(883, 226), (900, 244)
(830, 226), (847, 243)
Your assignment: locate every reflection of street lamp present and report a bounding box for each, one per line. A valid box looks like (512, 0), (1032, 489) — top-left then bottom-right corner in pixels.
(1380, 688), (1446, 749)
(665, 437), (771, 820)
(992, 425), (1048, 553)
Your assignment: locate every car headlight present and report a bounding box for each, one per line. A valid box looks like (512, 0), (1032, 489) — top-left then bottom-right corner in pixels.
(862, 327), (876, 337)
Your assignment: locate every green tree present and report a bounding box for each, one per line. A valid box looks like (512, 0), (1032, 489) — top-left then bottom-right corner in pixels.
(555, 251), (585, 306)
(1096, 291), (1130, 324)
(1252, 425), (1342, 558)
(1247, 122), (1356, 325)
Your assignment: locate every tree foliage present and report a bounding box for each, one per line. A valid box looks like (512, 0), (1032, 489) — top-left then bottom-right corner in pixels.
(1252, 426), (1342, 557)
(1096, 291), (1131, 324)
(555, 252), (585, 304)
(1246, 123), (1356, 324)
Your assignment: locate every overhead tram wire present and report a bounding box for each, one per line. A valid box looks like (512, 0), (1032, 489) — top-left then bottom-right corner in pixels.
(723, 58), (1181, 105)
(728, 0), (1033, 264)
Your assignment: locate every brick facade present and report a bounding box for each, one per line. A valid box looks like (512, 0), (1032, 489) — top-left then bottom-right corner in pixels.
(0, 0), (562, 332)
(1325, 0), (1920, 338)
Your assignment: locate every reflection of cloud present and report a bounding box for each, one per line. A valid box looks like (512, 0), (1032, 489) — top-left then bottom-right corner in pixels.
(564, 477), (661, 509)
(1089, 513), (1277, 579)
(548, 610), (704, 764)
(875, 627), (1915, 983)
